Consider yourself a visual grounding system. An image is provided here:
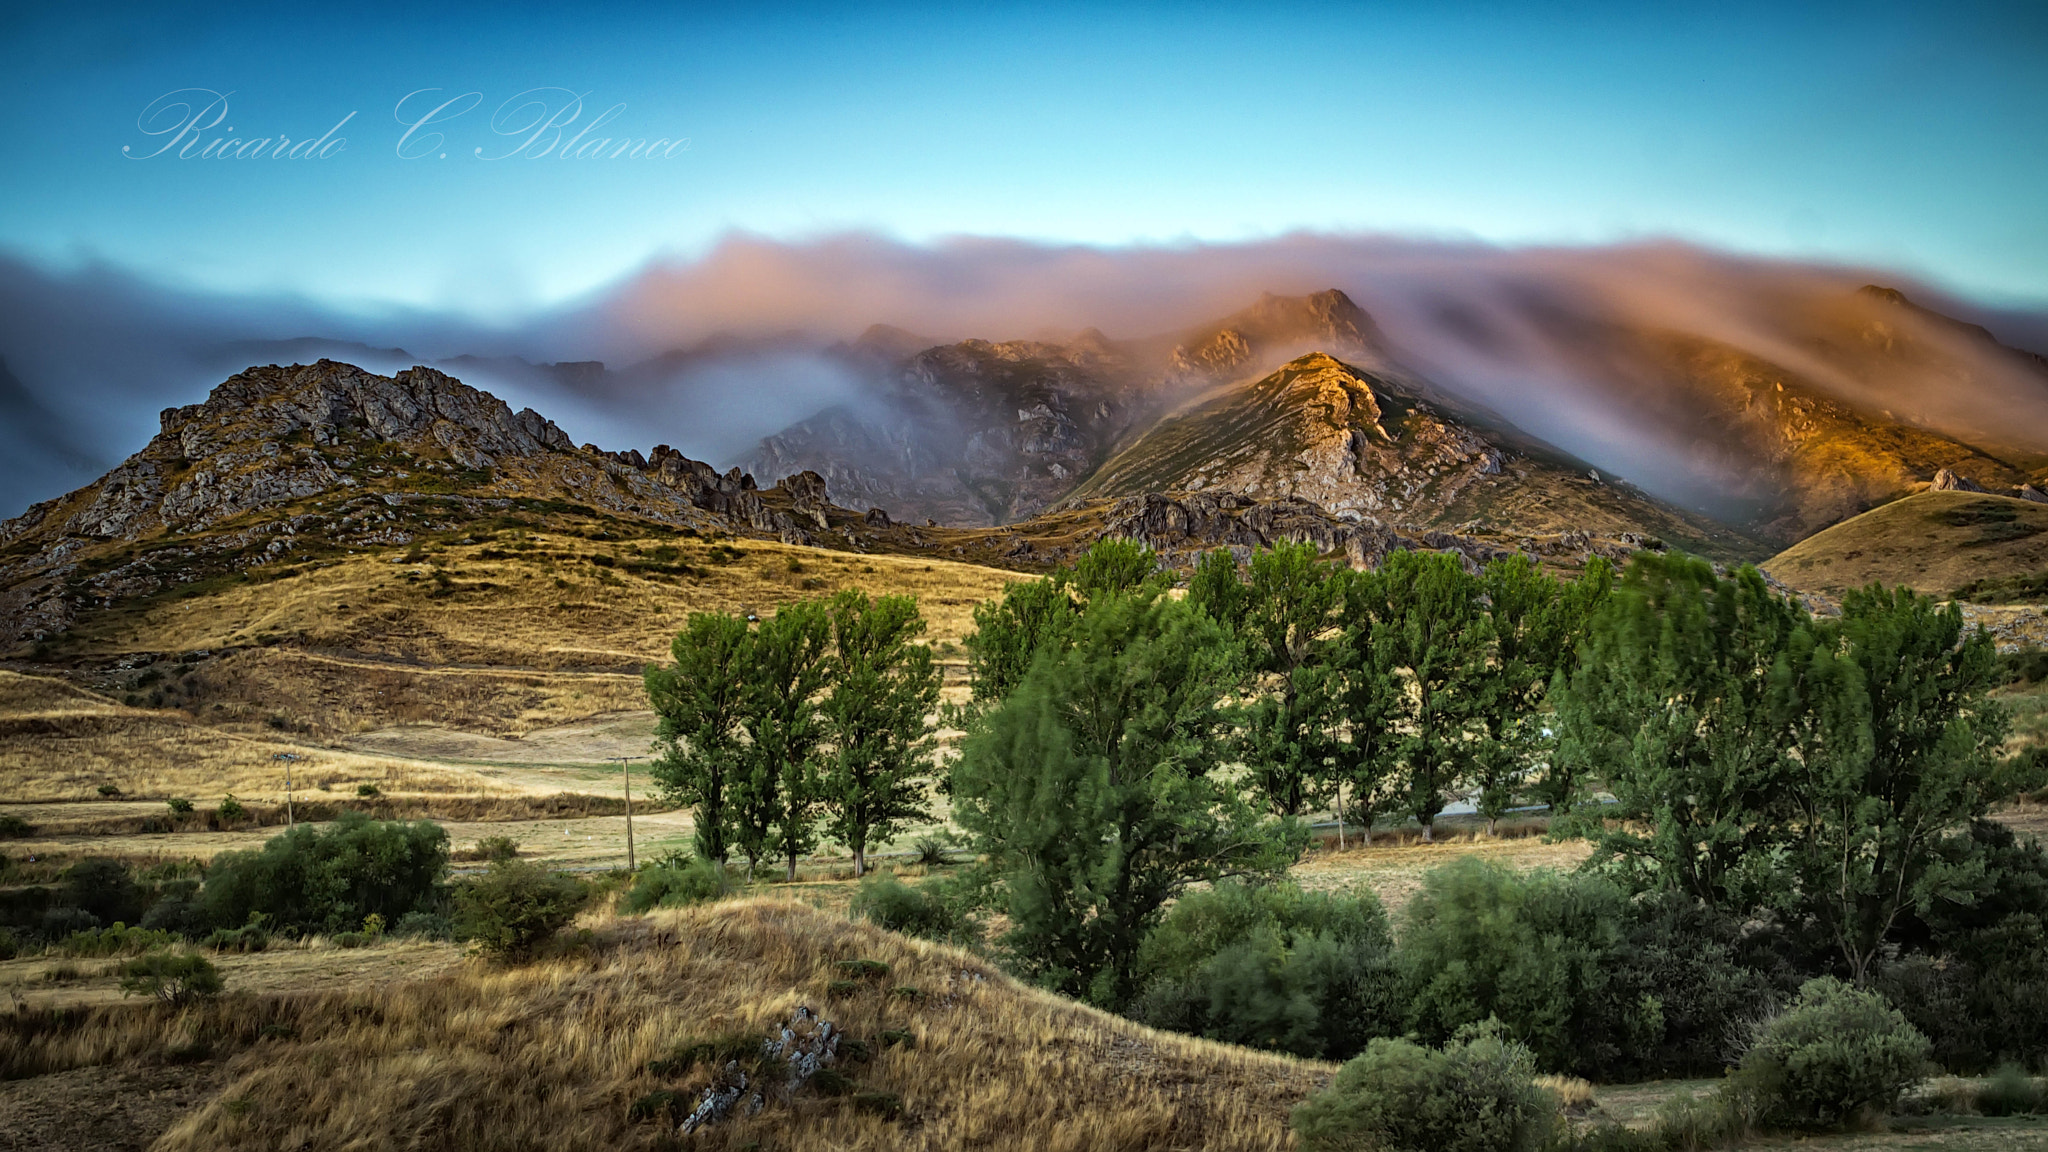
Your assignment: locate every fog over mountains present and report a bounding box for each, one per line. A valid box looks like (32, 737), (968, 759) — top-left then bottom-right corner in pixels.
(7, 233), (2048, 533)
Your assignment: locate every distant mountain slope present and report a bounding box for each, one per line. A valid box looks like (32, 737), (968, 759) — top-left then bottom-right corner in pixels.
(1618, 327), (2039, 542)
(1762, 489), (2048, 597)
(1056, 352), (1758, 557)
(742, 290), (1382, 527)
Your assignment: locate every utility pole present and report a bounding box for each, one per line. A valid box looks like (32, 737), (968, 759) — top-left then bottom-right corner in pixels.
(607, 756), (647, 871)
(274, 752), (301, 826)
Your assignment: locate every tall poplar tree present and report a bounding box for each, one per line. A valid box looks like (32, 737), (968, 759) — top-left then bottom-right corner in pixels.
(733, 600), (834, 882)
(818, 590), (942, 877)
(645, 612), (753, 864)
(953, 584), (1299, 1008)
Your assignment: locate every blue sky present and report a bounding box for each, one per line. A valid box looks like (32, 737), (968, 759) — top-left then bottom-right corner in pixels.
(1, 1), (2044, 313)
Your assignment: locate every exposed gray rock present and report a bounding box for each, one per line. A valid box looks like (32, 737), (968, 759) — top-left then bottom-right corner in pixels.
(1931, 467), (1987, 493)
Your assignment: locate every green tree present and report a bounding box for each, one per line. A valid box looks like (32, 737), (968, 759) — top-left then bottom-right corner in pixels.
(965, 575), (1077, 704)
(1366, 550), (1495, 841)
(735, 600), (834, 881)
(645, 612), (754, 864)
(1791, 585), (2017, 983)
(1552, 553), (1813, 909)
(953, 585), (1300, 1007)
(818, 591), (942, 877)
(1525, 557), (1618, 814)
(1069, 537), (1161, 596)
(1198, 544), (1352, 817)
(1472, 555), (1613, 833)
(1334, 566), (1402, 844)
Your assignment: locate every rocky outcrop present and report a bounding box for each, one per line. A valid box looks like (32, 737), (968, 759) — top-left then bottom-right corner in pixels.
(0, 360), (855, 647)
(1930, 468), (1988, 493)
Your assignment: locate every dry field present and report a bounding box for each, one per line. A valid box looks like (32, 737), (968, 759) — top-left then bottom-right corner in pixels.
(1291, 827), (1595, 917)
(3, 899), (1334, 1152)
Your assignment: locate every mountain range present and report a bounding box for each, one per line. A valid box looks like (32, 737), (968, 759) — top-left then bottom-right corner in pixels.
(9, 281), (2048, 651)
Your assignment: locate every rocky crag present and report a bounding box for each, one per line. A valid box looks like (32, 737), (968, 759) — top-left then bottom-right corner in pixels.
(0, 361), (838, 646)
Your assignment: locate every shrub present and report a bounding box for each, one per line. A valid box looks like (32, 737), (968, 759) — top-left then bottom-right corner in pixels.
(0, 814), (34, 838)
(1291, 1024), (1557, 1152)
(1975, 1064), (2045, 1117)
(356, 783), (381, 797)
(454, 859), (589, 959)
(166, 797), (194, 815)
(620, 858), (733, 913)
(394, 910), (454, 940)
(60, 923), (179, 957)
(216, 794), (248, 823)
(1882, 820), (2048, 1072)
(1737, 976), (1930, 1128)
(204, 923), (270, 953)
(850, 873), (976, 945)
(476, 835), (520, 863)
(1132, 880), (1398, 1059)
(913, 835), (952, 867)
(62, 858), (145, 927)
(96, 784), (122, 798)
(118, 952), (223, 1005)
(1396, 857), (1757, 1079)
(200, 811), (450, 933)
(0, 927), (17, 961)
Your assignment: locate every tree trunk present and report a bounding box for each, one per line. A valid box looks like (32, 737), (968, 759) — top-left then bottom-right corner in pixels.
(853, 844), (865, 877)
(785, 854), (799, 883)
(1487, 816), (1498, 838)
(1421, 820), (1434, 844)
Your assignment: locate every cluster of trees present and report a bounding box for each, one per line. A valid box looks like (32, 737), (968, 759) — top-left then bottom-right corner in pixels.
(940, 538), (2047, 1075)
(949, 539), (1609, 1006)
(644, 588), (942, 879)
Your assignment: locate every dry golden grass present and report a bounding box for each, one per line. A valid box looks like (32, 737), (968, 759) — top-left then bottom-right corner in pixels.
(0, 670), (517, 803)
(2, 900), (1331, 1151)
(1764, 490), (2048, 597)
(63, 532), (1026, 669)
(1291, 831), (1593, 916)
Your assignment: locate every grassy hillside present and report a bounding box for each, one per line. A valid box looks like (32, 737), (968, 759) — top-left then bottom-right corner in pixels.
(4, 900), (1329, 1151)
(1763, 490), (2048, 597)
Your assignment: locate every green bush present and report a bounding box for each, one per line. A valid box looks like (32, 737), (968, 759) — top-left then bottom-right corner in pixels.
(850, 873), (976, 945)
(620, 858), (733, 913)
(60, 923), (179, 956)
(1130, 880), (1397, 1059)
(216, 794), (248, 823)
(1738, 977), (1929, 1128)
(204, 922), (270, 953)
(356, 783), (381, 797)
(1291, 1023), (1557, 1152)
(1396, 857), (1756, 1079)
(476, 835), (520, 863)
(165, 797), (194, 815)
(0, 927), (17, 961)
(455, 859), (589, 959)
(62, 858), (145, 927)
(118, 952), (223, 1005)
(1882, 821), (2048, 1072)
(1977, 1064), (2047, 1116)
(200, 812), (448, 933)
(0, 814), (33, 838)
(394, 910), (454, 940)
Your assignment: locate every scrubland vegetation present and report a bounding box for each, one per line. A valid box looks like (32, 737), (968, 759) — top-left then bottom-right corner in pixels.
(5, 537), (2048, 1149)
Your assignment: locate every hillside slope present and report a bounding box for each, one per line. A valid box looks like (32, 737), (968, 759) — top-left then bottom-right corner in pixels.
(6, 900), (1329, 1151)
(743, 290), (1382, 527)
(1763, 490), (2048, 597)
(1058, 353), (1759, 558)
